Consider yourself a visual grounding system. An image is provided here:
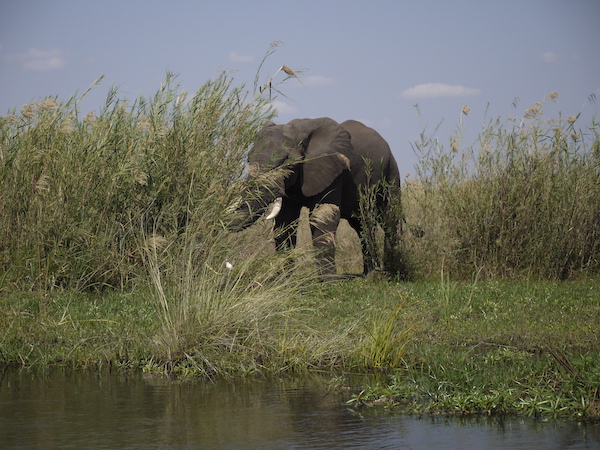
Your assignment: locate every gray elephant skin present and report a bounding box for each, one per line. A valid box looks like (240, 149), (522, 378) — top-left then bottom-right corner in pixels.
(231, 117), (401, 275)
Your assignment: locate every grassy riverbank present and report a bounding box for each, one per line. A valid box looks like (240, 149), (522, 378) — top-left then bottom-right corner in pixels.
(1, 277), (599, 421)
(1, 67), (599, 422)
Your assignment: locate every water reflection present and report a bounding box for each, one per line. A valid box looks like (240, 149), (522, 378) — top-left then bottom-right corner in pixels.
(1, 370), (598, 449)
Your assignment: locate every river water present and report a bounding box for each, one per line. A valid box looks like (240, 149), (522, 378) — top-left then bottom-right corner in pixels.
(1, 370), (598, 449)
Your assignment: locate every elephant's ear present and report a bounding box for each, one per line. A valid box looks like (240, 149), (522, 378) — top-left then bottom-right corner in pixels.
(292, 118), (353, 198)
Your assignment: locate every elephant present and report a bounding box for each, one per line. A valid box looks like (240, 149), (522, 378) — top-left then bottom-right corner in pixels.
(231, 117), (402, 275)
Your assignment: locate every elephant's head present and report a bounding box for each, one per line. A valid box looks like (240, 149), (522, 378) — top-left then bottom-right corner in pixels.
(230, 117), (353, 229)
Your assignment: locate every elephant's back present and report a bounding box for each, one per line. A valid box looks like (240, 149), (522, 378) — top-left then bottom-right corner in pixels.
(341, 120), (400, 185)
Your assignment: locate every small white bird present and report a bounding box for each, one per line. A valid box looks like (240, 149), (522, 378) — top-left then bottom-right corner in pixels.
(225, 261), (234, 270)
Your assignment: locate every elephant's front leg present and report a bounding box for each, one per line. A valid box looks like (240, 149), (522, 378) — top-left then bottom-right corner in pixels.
(310, 203), (340, 275)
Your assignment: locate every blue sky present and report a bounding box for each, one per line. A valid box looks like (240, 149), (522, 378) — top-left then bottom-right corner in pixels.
(1, 0), (599, 173)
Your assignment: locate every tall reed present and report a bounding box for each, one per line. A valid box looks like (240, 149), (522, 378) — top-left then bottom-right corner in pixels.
(0, 72), (268, 290)
(405, 95), (600, 279)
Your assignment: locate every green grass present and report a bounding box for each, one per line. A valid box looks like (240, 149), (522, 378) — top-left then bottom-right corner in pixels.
(6, 277), (598, 372)
(0, 289), (158, 369)
(340, 278), (600, 422)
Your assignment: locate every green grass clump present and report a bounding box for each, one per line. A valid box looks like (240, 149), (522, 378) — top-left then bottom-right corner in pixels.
(352, 301), (414, 369)
(404, 94), (600, 280)
(144, 228), (329, 376)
